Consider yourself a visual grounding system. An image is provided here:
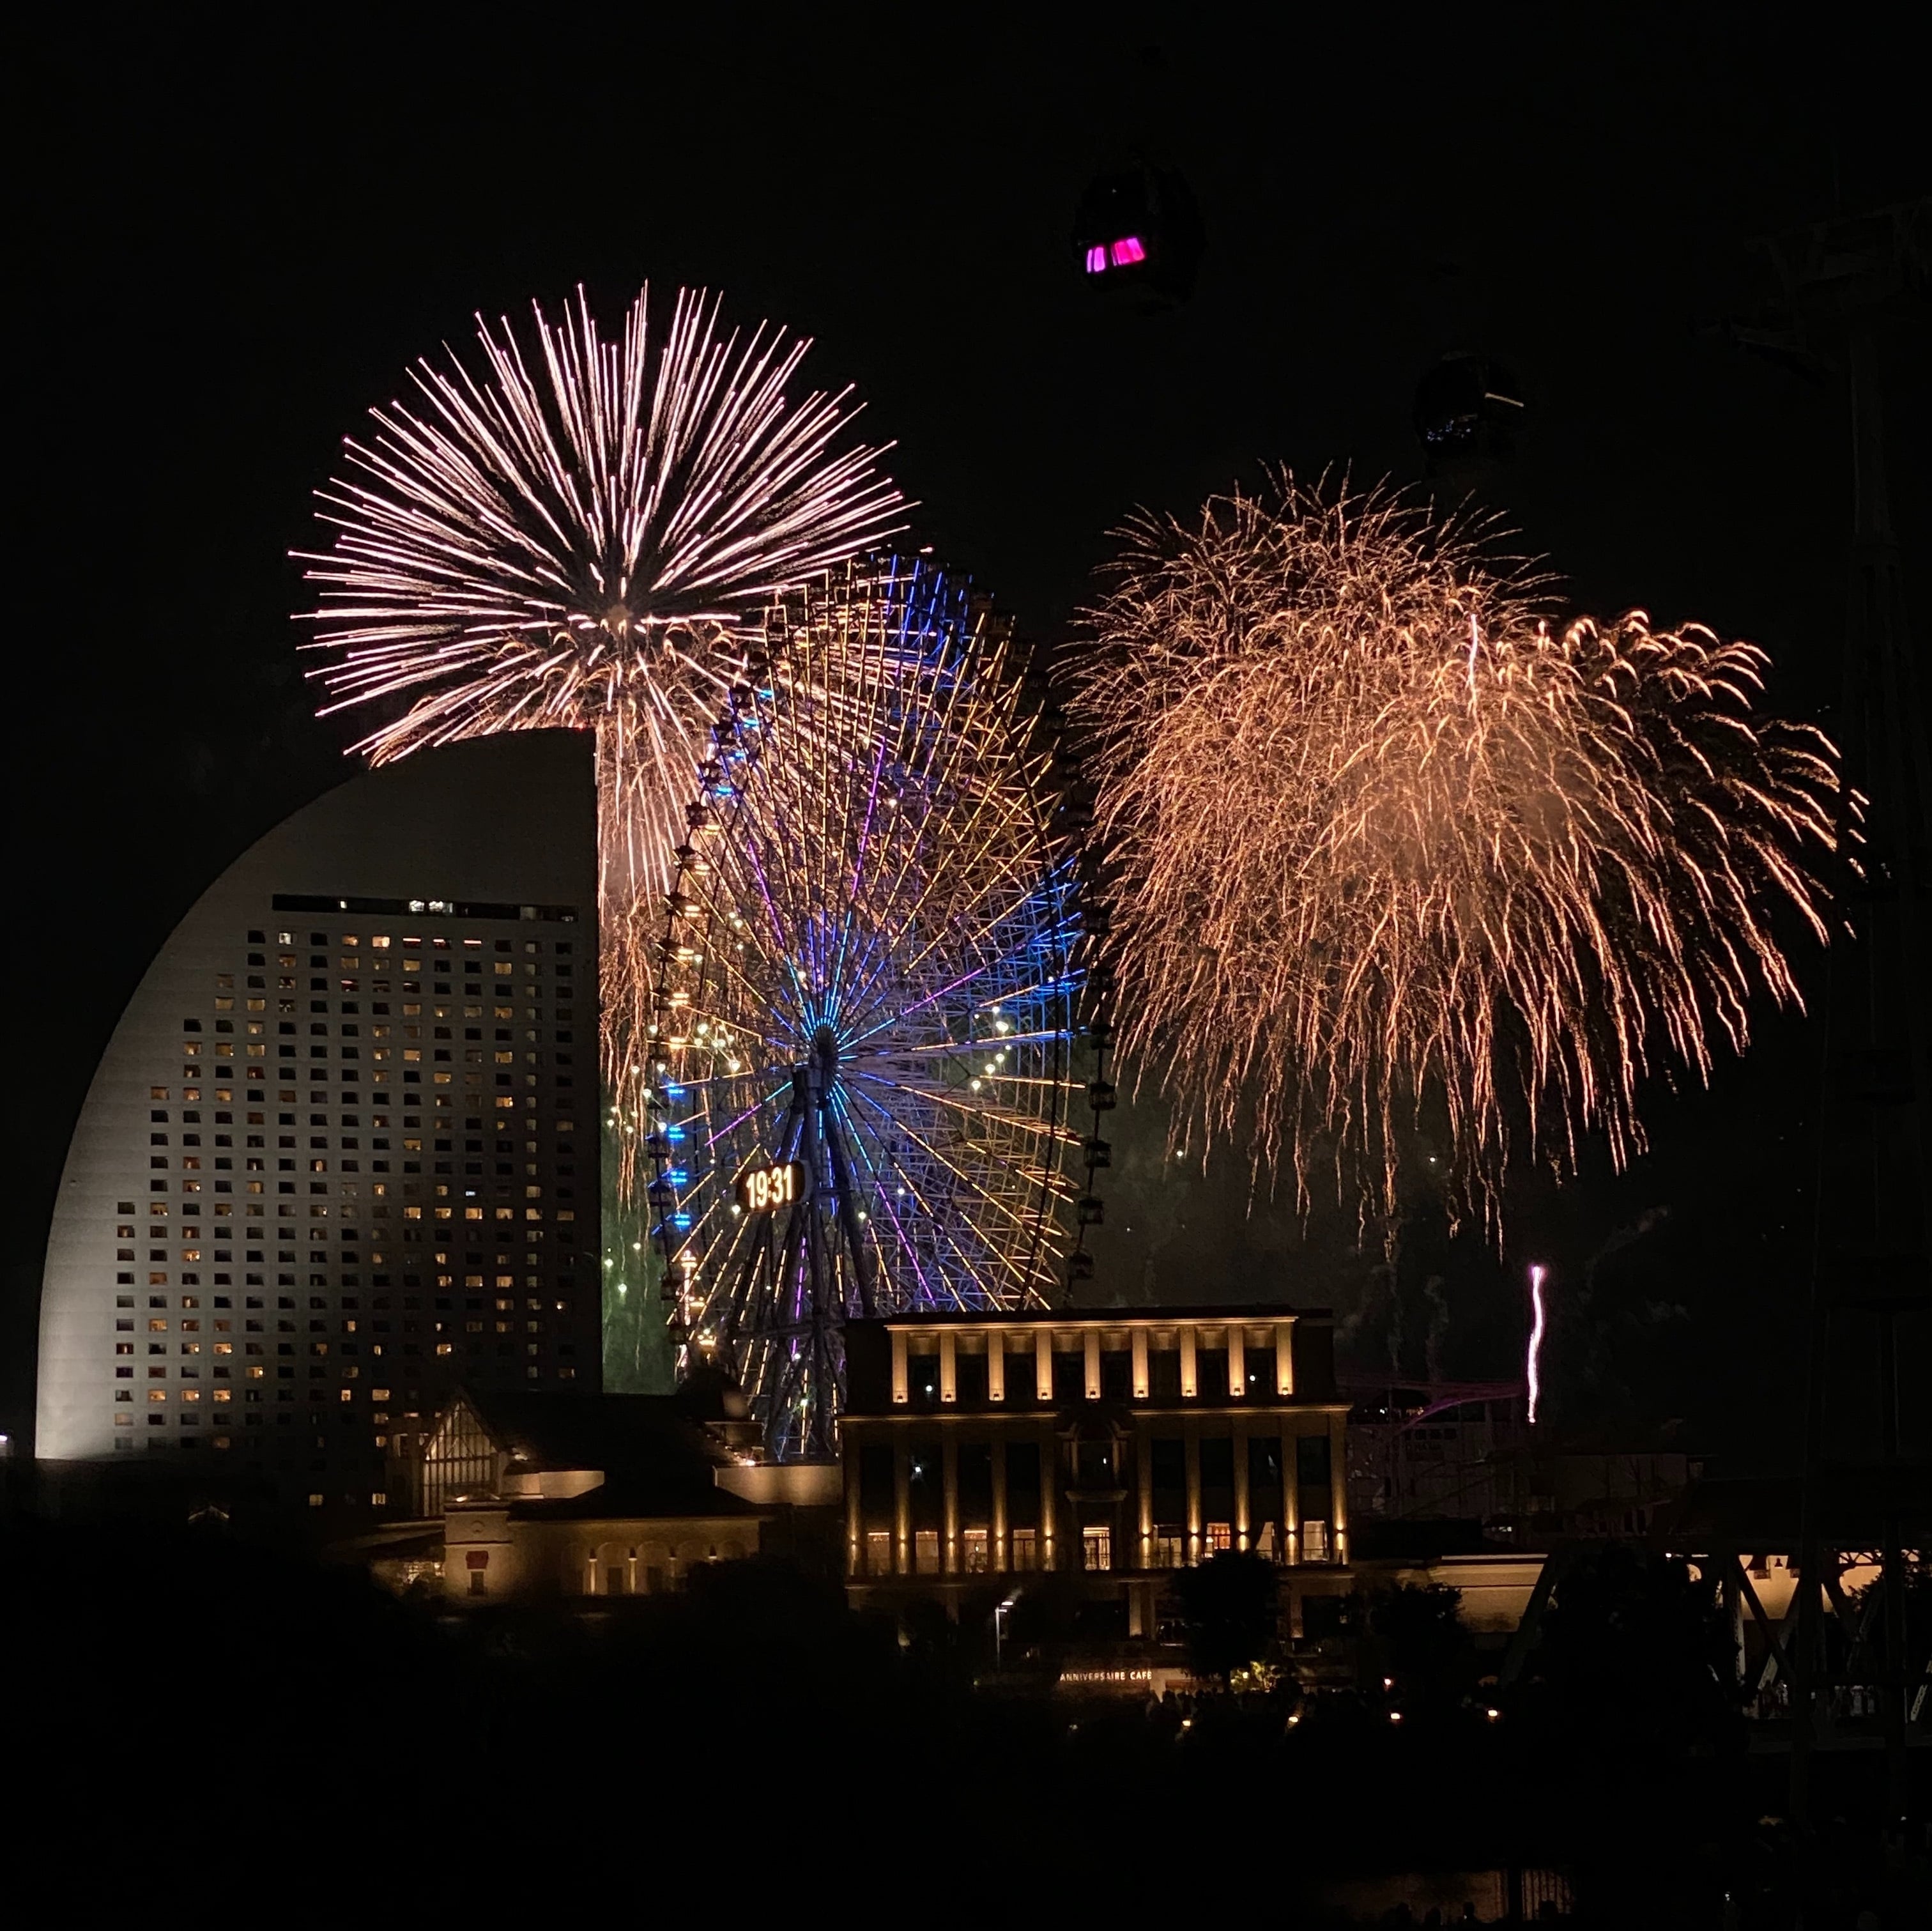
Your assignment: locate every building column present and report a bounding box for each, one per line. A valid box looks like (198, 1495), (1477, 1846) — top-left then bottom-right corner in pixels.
(1040, 1423), (1058, 1569)
(942, 1433), (960, 1572)
(1136, 1421), (1153, 1564)
(894, 1441), (911, 1575)
(1184, 1421), (1202, 1562)
(1232, 1420), (1250, 1550)
(991, 1437), (1008, 1567)
(1227, 1326), (1246, 1399)
(1131, 1328), (1149, 1399)
(987, 1332), (1006, 1403)
(845, 1438), (863, 1578)
(1084, 1329), (1101, 1400)
(891, 1328), (908, 1405)
(1275, 1319), (1296, 1396)
(1283, 1419), (1300, 1566)
(939, 1330), (957, 1404)
(1329, 1411), (1349, 1564)
(1035, 1330), (1054, 1401)
(1179, 1325), (1197, 1399)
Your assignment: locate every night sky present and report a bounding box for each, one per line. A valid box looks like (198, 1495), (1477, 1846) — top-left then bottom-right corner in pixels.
(14, 12), (1926, 1458)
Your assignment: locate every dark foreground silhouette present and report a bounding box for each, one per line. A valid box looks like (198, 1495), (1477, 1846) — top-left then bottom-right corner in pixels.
(4, 1518), (1923, 1923)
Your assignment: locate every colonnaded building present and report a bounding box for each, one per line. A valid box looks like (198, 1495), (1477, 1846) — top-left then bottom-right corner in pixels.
(841, 1307), (1353, 1638)
(36, 731), (600, 1509)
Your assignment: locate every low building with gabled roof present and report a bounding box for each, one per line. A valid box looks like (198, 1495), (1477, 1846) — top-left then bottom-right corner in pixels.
(383, 1381), (839, 1603)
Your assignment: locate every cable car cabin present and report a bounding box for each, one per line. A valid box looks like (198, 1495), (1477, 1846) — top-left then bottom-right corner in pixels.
(1073, 162), (1204, 309)
(1412, 353), (1525, 472)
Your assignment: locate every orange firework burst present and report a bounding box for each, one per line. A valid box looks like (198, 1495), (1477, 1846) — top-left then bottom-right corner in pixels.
(1067, 473), (1847, 1236)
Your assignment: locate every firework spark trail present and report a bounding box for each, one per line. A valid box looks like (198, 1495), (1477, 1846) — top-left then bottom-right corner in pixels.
(1526, 1263), (1547, 1424)
(1067, 473), (1848, 1237)
(296, 285), (906, 1235)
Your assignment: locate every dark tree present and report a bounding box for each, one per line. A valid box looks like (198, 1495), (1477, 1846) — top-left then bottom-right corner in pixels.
(1533, 1544), (1742, 1758)
(1171, 1551), (1280, 1681)
(1360, 1580), (1473, 1710)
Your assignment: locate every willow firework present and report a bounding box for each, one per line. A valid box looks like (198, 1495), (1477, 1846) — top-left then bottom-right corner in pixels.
(1068, 474), (1845, 1235)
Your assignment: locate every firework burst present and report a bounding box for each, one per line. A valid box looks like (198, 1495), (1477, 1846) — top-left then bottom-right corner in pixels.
(298, 282), (904, 896)
(1068, 473), (1846, 1236)
(298, 288), (905, 1371)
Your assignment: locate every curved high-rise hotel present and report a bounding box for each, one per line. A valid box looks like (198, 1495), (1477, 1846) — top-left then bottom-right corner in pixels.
(37, 730), (600, 1507)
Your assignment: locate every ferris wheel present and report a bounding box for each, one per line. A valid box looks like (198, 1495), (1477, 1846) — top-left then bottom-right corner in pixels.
(631, 558), (1088, 1455)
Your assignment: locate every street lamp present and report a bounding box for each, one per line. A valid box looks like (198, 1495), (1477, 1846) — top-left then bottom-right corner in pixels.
(993, 1592), (1018, 1670)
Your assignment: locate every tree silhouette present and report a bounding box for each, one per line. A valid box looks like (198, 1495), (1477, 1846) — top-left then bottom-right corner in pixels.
(1172, 1551), (1279, 1681)
(1360, 1580), (1473, 1711)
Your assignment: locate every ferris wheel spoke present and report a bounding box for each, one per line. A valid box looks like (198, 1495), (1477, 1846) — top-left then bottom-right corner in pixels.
(825, 701), (901, 1006)
(836, 864), (1062, 1038)
(833, 787), (1037, 1017)
(831, 1097), (1008, 1313)
(847, 1026), (1068, 1061)
(695, 1085), (790, 1153)
(645, 560), (1084, 1449)
(841, 1065), (1080, 1146)
(836, 1076), (1059, 1269)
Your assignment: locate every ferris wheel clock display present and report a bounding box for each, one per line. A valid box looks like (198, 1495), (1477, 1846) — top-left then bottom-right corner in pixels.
(634, 559), (1090, 1456)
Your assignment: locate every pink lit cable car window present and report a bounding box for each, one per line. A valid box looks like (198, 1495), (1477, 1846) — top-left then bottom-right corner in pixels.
(1085, 236), (1147, 275)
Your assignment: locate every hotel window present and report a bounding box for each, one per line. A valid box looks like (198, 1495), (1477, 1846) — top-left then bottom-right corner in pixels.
(1205, 1522), (1233, 1555)
(963, 1528), (989, 1574)
(864, 1530), (893, 1576)
(1009, 1528), (1037, 1573)
(1296, 1432), (1333, 1541)
(1082, 1525), (1112, 1573)
(1151, 1528), (1185, 1569)
(913, 1530), (940, 1574)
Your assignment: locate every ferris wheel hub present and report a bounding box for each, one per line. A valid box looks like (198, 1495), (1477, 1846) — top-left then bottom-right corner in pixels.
(810, 1022), (841, 1086)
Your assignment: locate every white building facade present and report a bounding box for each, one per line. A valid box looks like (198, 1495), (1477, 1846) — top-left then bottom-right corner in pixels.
(38, 731), (600, 1509)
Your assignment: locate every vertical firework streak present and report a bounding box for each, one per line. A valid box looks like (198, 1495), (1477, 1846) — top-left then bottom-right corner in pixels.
(1526, 1263), (1547, 1424)
(296, 288), (906, 1372)
(1068, 473), (1849, 1236)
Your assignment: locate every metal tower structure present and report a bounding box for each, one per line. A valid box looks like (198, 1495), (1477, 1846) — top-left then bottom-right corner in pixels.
(1756, 199), (1932, 1827)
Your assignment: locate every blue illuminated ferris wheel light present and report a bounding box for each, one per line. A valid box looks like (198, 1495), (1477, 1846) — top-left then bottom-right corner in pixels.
(634, 555), (1091, 1455)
